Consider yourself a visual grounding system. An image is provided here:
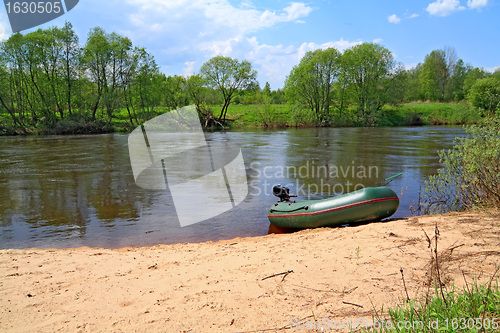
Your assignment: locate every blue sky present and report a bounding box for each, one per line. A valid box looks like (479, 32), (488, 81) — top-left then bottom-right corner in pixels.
(1, 0), (499, 89)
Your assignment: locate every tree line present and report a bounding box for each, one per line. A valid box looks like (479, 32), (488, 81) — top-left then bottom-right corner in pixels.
(0, 23), (167, 134)
(283, 44), (500, 125)
(1, 24), (499, 134)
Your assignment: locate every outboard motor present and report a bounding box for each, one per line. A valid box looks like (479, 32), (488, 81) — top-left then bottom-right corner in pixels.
(272, 184), (291, 202)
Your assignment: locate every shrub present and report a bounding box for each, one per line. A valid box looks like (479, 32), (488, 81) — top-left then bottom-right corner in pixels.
(422, 120), (500, 213)
(255, 101), (287, 128)
(288, 103), (318, 127)
(366, 279), (500, 333)
(467, 78), (500, 117)
(43, 116), (114, 135)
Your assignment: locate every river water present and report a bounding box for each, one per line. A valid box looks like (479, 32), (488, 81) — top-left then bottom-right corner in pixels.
(0, 127), (464, 249)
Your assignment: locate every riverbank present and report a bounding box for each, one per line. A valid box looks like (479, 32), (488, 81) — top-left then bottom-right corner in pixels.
(1, 211), (499, 332)
(227, 102), (480, 129)
(1, 102), (482, 135)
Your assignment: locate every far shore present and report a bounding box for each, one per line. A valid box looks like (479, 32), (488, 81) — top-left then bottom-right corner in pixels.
(1, 211), (499, 332)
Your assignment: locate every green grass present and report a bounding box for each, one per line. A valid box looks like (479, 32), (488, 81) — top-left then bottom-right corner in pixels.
(222, 102), (482, 129)
(363, 278), (500, 333)
(398, 102), (481, 125)
(0, 102), (483, 135)
(222, 104), (297, 128)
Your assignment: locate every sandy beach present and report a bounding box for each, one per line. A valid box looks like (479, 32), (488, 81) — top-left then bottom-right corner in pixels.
(1, 211), (499, 332)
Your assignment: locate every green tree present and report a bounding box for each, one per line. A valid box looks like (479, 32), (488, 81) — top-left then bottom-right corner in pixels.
(463, 67), (487, 97)
(419, 47), (458, 102)
(0, 33), (29, 129)
(419, 50), (446, 101)
(237, 81), (263, 105)
(163, 75), (189, 110)
(59, 22), (81, 116)
(104, 32), (134, 122)
(22, 29), (58, 122)
(404, 64), (423, 101)
(117, 46), (158, 126)
(263, 82), (271, 96)
(186, 74), (206, 111)
(116, 42), (140, 126)
(0, 48), (28, 132)
(285, 47), (341, 123)
(442, 46), (459, 101)
(270, 88), (286, 104)
(448, 59), (469, 101)
(131, 47), (160, 120)
(83, 27), (111, 120)
(0, 24), (159, 133)
(82, 27), (157, 124)
(0, 29), (68, 125)
(200, 55), (257, 122)
(493, 69), (500, 81)
(335, 53), (354, 117)
(381, 63), (408, 105)
(342, 43), (394, 123)
(467, 77), (500, 117)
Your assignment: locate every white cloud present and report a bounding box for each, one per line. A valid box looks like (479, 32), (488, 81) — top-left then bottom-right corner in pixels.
(485, 65), (500, 73)
(244, 37), (297, 87)
(239, 0), (255, 10)
(183, 61), (196, 76)
(199, 36), (242, 56)
(426, 0), (465, 16)
(408, 13), (419, 19)
(403, 62), (419, 70)
(0, 14), (12, 41)
(283, 2), (313, 21)
(197, 36), (365, 89)
(124, 0), (315, 66)
(467, 0), (488, 9)
(296, 39), (363, 59)
(122, 1), (372, 88)
(253, 38), (364, 88)
(126, 0), (312, 37)
(122, 0), (315, 88)
(388, 14), (401, 24)
(322, 38), (364, 51)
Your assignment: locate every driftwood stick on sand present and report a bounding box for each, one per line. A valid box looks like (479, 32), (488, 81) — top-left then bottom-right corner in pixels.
(261, 270), (294, 281)
(342, 300), (364, 308)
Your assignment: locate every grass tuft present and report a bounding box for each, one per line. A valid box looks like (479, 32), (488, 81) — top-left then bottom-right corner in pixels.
(363, 277), (500, 332)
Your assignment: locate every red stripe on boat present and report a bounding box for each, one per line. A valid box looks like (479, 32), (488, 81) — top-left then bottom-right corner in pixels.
(268, 197), (399, 218)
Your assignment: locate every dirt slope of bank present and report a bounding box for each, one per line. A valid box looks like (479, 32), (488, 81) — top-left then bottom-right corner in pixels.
(1, 212), (499, 332)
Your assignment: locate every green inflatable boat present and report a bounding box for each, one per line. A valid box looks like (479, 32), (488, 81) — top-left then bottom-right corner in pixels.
(268, 185), (399, 229)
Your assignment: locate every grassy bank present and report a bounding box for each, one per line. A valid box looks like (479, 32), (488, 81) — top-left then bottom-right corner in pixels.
(365, 278), (500, 332)
(0, 102), (483, 135)
(395, 102), (480, 125)
(0, 107), (166, 135)
(363, 215), (499, 332)
(223, 102), (481, 129)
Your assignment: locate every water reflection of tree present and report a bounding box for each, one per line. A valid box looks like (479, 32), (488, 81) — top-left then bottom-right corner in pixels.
(282, 128), (461, 196)
(90, 136), (139, 224)
(0, 135), (154, 241)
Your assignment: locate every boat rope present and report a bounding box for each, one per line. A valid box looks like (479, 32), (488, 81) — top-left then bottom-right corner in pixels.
(269, 205), (309, 213)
